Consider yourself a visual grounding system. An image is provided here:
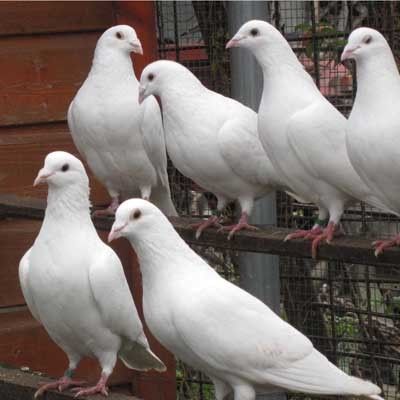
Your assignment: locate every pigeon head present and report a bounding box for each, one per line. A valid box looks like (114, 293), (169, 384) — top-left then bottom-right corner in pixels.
(138, 60), (196, 104)
(341, 27), (388, 62)
(97, 25), (143, 55)
(34, 151), (88, 189)
(226, 20), (284, 51)
(108, 198), (165, 242)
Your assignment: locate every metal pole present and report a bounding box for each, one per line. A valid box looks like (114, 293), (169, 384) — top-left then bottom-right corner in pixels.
(227, 2), (285, 400)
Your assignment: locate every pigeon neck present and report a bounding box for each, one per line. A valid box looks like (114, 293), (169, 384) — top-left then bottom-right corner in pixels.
(158, 78), (205, 112)
(253, 40), (304, 75)
(354, 50), (400, 104)
(44, 182), (92, 224)
(91, 47), (138, 83)
(128, 224), (203, 284)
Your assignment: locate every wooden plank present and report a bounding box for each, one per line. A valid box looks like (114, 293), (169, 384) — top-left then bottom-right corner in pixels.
(0, 32), (99, 126)
(1, 194), (400, 267)
(0, 364), (139, 400)
(0, 219), (40, 308)
(0, 123), (108, 204)
(0, 1), (114, 36)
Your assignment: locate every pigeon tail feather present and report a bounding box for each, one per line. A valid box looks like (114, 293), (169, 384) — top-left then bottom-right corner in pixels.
(119, 339), (166, 372)
(150, 185), (178, 217)
(369, 395), (385, 400)
(261, 350), (382, 397)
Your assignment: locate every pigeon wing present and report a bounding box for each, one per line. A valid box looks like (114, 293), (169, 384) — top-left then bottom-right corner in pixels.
(140, 96), (169, 188)
(217, 114), (281, 188)
(19, 249), (41, 322)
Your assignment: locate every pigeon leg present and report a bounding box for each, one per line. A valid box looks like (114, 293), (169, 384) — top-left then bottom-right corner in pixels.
(34, 368), (85, 398)
(72, 373), (109, 398)
(190, 215), (223, 239)
(92, 196), (119, 217)
(372, 234), (400, 257)
(219, 212), (259, 240)
(140, 186), (151, 201)
(311, 221), (343, 259)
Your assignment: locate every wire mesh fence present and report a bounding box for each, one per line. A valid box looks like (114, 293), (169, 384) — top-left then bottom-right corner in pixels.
(156, 2), (400, 399)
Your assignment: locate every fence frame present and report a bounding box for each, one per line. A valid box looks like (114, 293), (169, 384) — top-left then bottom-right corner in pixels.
(1, 194), (400, 267)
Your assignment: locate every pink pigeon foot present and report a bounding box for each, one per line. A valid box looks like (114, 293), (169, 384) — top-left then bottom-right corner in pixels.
(311, 221), (342, 259)
(219, 212), (259, 240)
(34, 376), (86, 398)
(92, 197), (119, 217)
(71, 374), (109, 398)
(190, 215), (223, 239)
(372, 234), (400, 257)
(284, 225), (324, 242)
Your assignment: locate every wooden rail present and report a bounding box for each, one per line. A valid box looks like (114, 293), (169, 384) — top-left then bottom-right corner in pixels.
(1, 194), (400, 267)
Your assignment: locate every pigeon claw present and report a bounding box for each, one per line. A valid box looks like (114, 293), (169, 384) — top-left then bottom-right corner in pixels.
(92, 197), (119, 217)
(34, 377), (86, 398)
(71, 384), (109, 398)
(190, 215), (222, 239)
(218, 212), (259, 240)
(219, 222), (259, 240)
(372, 235), (400, 257)
(284, 226), (323, 242)
(310, 222), (338, 259)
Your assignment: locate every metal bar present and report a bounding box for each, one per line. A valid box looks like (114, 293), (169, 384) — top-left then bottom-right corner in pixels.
(226, 3), (283, 400)
(310, 1), (321, 89)
(307, 334), (400, 348)
(327, 263), (338, 364)
(310, 302), (400, 320)
(172, 1), (180, 62)
(2, 195), (400, 266)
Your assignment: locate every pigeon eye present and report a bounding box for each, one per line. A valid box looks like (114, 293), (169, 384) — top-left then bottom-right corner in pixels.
(250, 28), (259, 37)
(61, 163), (69, 172)
(131, 209), (142, 220)
(148, 73), (155, 82)
(116, 32), (123, 40)
(364, 35), (372, 44)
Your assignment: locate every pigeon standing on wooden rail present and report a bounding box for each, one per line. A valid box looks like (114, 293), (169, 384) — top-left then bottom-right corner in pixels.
(109, 198), (383, 400)
(68, 25), (177, 217)
(138, 60), (284, 239)
(343, 27), (400, 256)
(19, 151), (165, 398)
(227, 20), (385, 258)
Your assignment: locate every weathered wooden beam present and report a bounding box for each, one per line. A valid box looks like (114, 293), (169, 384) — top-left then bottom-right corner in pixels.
(0, 365), (139, 400)
(1, 194), (399, 267)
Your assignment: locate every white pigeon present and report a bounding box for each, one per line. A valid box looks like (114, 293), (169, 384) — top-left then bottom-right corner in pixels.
(20, 151), (165, 398)
(343, 27), (400, 255)
(227, 20), (386, 257)
(68, 25), (177, 217)
(138, 60), (284, 239)
(109, 198), (383, 400)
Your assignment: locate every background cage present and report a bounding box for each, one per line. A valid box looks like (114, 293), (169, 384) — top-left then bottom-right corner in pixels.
(156, 2), (400, 399)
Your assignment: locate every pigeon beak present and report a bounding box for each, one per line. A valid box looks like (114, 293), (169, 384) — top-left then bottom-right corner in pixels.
(130, 39), (143, 55)
(138, 86), (146, 104)
(108, 222), (128, 243)
(341, 45), (360, 62)
(33, 169), (54, 186)
(226, 35), (245, 49)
